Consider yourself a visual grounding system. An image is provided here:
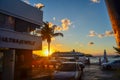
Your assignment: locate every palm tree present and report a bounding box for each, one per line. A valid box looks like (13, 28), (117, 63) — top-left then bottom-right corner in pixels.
(113, 46), (120, 54)
(40, 22), (63, 56)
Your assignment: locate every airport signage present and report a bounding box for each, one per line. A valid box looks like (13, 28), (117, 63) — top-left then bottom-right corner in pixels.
(0, 28), (42, 50)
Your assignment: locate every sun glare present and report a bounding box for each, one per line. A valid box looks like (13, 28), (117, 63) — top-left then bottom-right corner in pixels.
(33, 48), (55, 57)
(42, 49), (54, 56)
(44, 50), (49, 56)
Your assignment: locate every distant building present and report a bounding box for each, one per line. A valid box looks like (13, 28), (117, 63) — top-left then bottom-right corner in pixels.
(101, 49), (108, 64)
(0, 0), (43, 80)
(52, 51), (87, 63)
(52, 52), (84, 57)
(105, 0), (120, 47)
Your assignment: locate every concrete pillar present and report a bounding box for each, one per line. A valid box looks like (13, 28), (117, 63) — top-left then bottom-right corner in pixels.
(2, 49), (15, 80)
(15, 49), (32, 80)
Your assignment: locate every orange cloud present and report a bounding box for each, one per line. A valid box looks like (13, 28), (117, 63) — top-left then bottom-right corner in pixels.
(48, 18), (72, 31)
(55, 26), (62, 31)
(61, 18), (72, 31)
(34, 3), (44, 9)
(48, 22), (54, 28)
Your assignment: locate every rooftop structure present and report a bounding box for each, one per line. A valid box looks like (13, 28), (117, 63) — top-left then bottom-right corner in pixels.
(105, 0), (120, 47)
(0, 0), (43, 26)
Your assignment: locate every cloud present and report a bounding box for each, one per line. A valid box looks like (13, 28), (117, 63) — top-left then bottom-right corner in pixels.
(49, 18), (72, 31)
(22, 0), (30, 4)
(55, 26), (63, 31)
(88, 42), (94, 46)
(97, 31), (114, 38)
(43, 18), (72, 32)
(53, 17), (56, 21)
(88, 30), (114, 38)
(61, 18), (72, 31)
(105, 30), (114, 36)
(90, 0), (100, 3)
(47, 22), (62, 31)
(98, 34), (105, 38)
(48, 22), (54, 28)
(34, 3), (44, 9)
(88, 30), (97, 37)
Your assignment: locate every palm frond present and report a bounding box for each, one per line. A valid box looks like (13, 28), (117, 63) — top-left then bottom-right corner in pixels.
(53, 33), (64, 37)
(113, 46), (120, 54)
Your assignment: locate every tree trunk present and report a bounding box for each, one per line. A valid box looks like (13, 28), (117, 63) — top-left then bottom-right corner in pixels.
(48, 42), (50, 56)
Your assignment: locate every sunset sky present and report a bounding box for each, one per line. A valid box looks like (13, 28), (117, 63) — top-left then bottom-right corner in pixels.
(22, 0), (116, 56)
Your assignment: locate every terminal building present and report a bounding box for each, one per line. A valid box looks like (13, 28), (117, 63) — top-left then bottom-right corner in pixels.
(0, 0), (43, 80)
(105, 0), (120, 47)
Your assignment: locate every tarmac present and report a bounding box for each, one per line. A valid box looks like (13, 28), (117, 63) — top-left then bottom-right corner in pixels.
(32, 64), (120, 80)
(81, 64), (118, 80)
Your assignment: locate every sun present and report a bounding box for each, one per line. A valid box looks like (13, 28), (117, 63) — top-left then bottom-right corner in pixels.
(42, 49), (54, 56)
(44, 50), (49, 56)
(33, 47), (55, 57)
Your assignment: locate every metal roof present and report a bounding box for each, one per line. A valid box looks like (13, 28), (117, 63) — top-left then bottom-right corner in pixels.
(0, 0), (43, 26)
